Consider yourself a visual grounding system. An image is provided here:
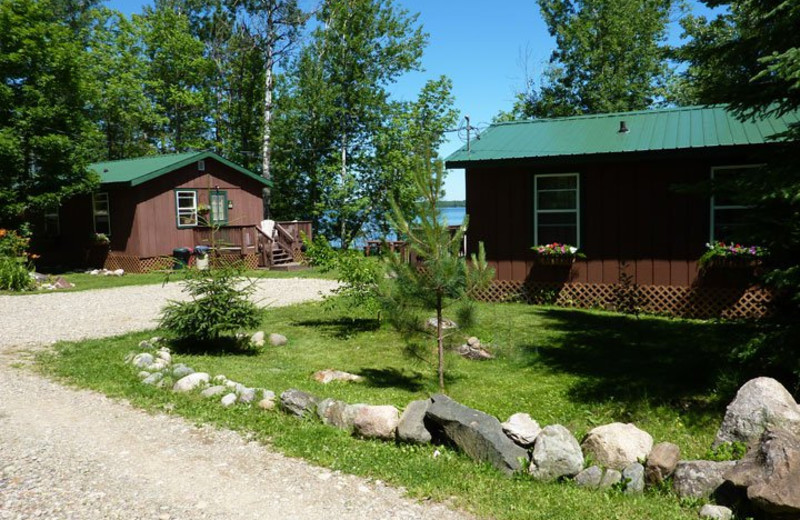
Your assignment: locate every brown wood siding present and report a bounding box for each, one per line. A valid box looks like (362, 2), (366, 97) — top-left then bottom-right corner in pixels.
(464, 151), (757, 287)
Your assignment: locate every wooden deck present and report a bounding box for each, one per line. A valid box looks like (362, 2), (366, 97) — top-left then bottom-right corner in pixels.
(193, 220), (312, 268)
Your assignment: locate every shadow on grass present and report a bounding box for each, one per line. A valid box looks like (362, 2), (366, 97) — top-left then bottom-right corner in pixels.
(358, 367), (426, 392)
(522, 308), (754, 416)
(169, 336), (261, 356)
(294, 317), (380, 339)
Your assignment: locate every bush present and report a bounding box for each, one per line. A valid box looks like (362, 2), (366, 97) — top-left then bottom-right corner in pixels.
(0, 228), (33, 291)
(159, 262), (263, 350)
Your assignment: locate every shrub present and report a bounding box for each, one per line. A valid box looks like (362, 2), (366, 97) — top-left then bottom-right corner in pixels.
(159, 262), (263, 350)
(0, 228), (34, 291)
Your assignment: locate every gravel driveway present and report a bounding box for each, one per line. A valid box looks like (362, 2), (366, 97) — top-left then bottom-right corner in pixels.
(0, 279), (472, 520)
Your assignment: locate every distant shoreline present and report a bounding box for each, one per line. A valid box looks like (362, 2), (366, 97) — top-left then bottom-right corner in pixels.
(437, 200), (465, 208)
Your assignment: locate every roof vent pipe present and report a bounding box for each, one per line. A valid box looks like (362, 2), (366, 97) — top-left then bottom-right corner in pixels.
(618, 121), (630, 134)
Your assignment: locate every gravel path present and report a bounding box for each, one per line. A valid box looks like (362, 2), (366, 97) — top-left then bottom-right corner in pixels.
(0, 279), (472, 520)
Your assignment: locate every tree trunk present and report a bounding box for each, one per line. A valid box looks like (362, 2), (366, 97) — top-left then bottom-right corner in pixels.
(261, 30), (275, 220)
(437, 294), (445, 392)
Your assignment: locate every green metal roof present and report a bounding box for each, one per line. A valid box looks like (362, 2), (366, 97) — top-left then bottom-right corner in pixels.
(90, 151), (271, 187)
(445, 105), (799, 166)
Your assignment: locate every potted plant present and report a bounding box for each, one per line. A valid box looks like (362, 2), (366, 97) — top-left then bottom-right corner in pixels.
(91, 232), (110, 246)
(531, 243), (585, 265)
(699, 241), (767, 269)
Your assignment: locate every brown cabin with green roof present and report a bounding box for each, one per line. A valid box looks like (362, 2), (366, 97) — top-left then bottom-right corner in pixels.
(444, 105), (798, 318)
(33, 152), (310, 272)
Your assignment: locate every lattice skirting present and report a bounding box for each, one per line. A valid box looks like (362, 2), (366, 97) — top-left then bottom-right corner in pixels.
(472, 281), (772, 320)
(104, 253), (258, 273)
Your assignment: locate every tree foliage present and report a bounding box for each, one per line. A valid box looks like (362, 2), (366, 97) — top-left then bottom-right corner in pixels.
(506, 0), (677, 119)
(680, 0), (800, 387)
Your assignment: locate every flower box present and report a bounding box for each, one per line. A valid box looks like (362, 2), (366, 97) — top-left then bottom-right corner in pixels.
(699, 242), (766, 269)
(532, 243), (584, 265)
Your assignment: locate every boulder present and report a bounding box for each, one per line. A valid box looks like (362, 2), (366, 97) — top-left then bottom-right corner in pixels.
(138, 340), (154, 350)
(172, 372), (209, 393)
(258, 398), (276, 410)
(200, 385), (227, 398)
(317, 399), (362, 431)
(574, 466), (603, 488)
(501, 413), (541, 447)
(250, 331), (265, 347)
(673, 460), (736, 499)
(353, 405), (400, 440)
(142, 372), (163, 386)
(426, 394), (528, 476)
(146, 359), (169, 372)
(529, 425), (584, 481)
(269, 333), (288, 347)
(425, 318), (457, 330)
(455, 343), (494, 361)
(156, 350), (171, 364)
(237, 387), (256, 403)
(581, 422), (653, 470)
(221, 393), (237, 407)
(600, 468), (622, 488)
(171, 364), (194, 379)
(725, 428), (800, 517)
(397, 400), (432, 444)
(262, 389), (276, 401)
(280, 389), (319, 418)
(698, 505), (733, 520)
(714, 377), (800, 447)
(313, 369), (364, 384)
(622, 462), (645, 494)
(131, 353), (154, 369)
(645, 441), (681, 485)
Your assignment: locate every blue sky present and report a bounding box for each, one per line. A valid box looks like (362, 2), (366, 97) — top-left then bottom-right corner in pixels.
(108, 0), (714, 200)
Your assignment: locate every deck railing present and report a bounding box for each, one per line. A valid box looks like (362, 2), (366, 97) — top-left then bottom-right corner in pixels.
(193, 225), (258, 254)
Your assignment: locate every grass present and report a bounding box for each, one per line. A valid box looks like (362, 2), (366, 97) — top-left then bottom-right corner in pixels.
(1, 266), (337, 295)
(35, 299), (754, 520)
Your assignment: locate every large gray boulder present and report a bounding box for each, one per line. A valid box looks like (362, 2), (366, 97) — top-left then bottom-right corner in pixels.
(725, 428), (800, 517)
(673, 460), (736, 499)
(397, 400), (432, 444)
(714, 377), (800, 447)
(353, 405), (399, 440)
(622, 462), (645, 494)
(425, 394), (528, 476)
(529, 425), (584, 481)
(581, 422), (653, 470)
(574, 465), (603, 488)
(698, 505), (733, 520)
(317, 399), (362, 431)
(279, 389), (319, 418)
(645, 441), (681, 485)
(172, 372), (209, 393)
(501, 413), (541, 447)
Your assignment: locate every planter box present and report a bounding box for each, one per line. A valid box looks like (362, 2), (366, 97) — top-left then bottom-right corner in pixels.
(535, 255), (577, 266)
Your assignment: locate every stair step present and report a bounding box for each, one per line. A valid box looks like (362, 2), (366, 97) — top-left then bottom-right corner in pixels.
(270, 262), (307, 272)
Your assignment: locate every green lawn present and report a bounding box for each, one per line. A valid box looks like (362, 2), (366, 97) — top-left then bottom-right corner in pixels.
(36, 300), (752, 520)
(1, 266), (337, 294)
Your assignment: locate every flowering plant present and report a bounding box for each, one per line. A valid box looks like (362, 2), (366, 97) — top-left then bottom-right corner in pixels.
(699, 241), (767, 267)
(91, 232), (110, 245)
(532, 243), (585, 257)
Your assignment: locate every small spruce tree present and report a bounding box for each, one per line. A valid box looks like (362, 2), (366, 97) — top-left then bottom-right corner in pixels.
(383, 157), (493, 392)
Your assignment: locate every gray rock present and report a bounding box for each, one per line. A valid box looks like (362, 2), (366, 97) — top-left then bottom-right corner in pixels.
(146, 359), (169, 372)
(142, 372), (163, 386)
(137, 371), (150, 380)
(501, 413), (541, 447)
(171, 364), (194, 378)
(574, 465), (603, 488)
(156, 350), (171, 364)
(173, 372), (209, 393)
(645, 441), (681, 485)
(279, 389), (319, 418)
(622, 462), (645, 494)
(269, 333), (288, 347)
(673, 460), (736, 499)
(225, 380), (239, 389)
(698, 505), (733, 520)
(725, 428), (800, 517)
(466, 336), (480, 347)
(426, 394), (528, 476)
(397, 400), (432, 444)
(137, 340), (154, 350)
(200, 385), (227, 398)
(353, 405), (399, 440)
(581, 422), (653, 471)
(262, 390), (275, 401)
(425, 317), (457, 330)
(258, 398), (275, 410)
(454, 343), (493, 361)
(600, 468), (622, 489)
(317, 399), (362, 431)
(237, 388), (256, 403)
(529, 425), (584, 481)
(714, 377), (800, 447)
(312, 369), (364, 384)
(220, 393), (237, 407)
(131, 353), (154, 368)
(213, 375), (227, 383)
(250, 331), (265, 347)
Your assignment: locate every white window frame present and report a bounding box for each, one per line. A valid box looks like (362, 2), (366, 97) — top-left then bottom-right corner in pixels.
(175, 190), (198, 228)
(710, 165), (760, 242)
(534, 173), (580, 247)
(92, 192), (110, 235)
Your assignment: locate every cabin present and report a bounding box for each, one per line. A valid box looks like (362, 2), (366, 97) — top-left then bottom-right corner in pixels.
(445, 105), (799, 319)
(33, 151), (310, 272)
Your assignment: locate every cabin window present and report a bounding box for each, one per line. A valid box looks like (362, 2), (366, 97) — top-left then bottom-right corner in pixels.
(210, 191), (228, 225)
(44, 207), (60, 237)
(534, 173), (580, 246)
(710, 165), (758, 242)
(92, 192), (110, 235)
(175, 190), (198, 227)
